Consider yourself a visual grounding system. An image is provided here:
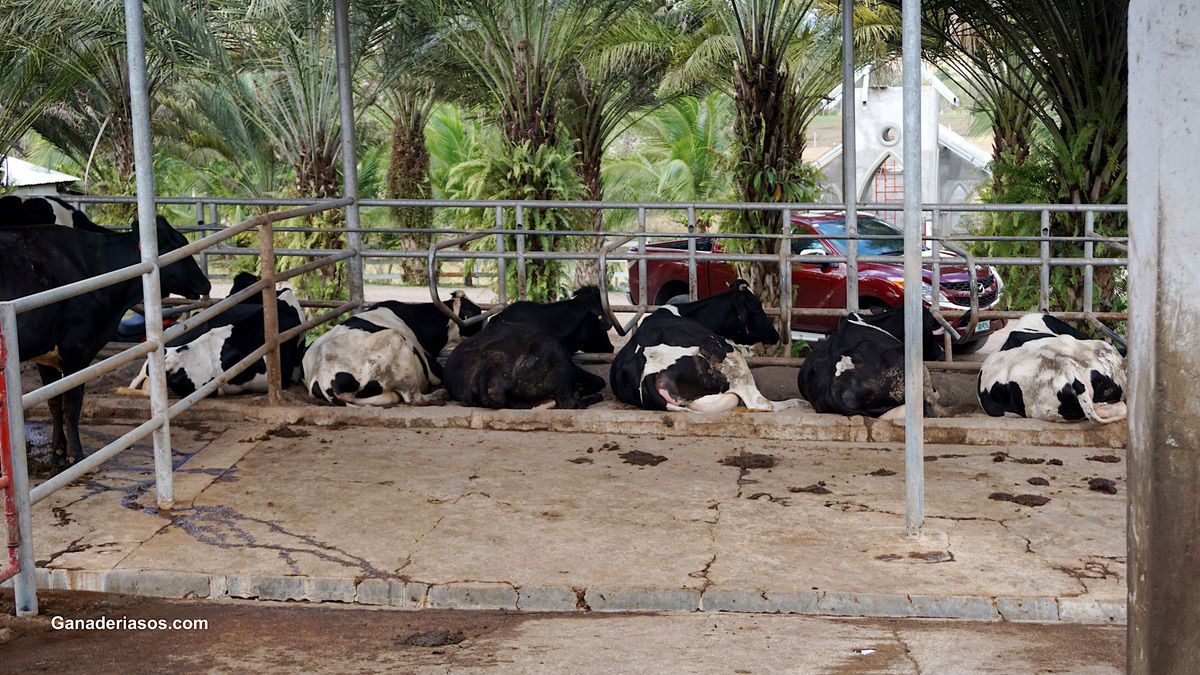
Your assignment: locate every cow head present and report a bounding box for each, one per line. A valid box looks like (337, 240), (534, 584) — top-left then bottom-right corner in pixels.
(721, 280), (781, 346)
(448, 290), (484, 339)
(155, 217), (211, 300)
(568, 286), (615, 353)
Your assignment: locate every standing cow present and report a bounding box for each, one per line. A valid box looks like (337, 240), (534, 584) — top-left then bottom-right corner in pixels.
(610, 280), (799, 412)
(443, 286), (613, 409)
(0, 195), (110, 232)
(305, 292), (482, 406)
(0, 221), (210, 467)
(797, 306), (965, 417)
(977, 314), (1126, 423)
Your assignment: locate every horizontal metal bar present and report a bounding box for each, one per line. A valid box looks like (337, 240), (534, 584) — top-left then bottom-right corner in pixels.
(273, 250), (357, 284)
(22, 340), (159, 410)
(72, 194), (1128, 214)
(158, 199), (353, 267)
(161, 279), (270, 343)
(70, 195), (350, 207)
(278, 301), (358, 343)
(30, 415), (163, 504)
(10, 262), (154, 314)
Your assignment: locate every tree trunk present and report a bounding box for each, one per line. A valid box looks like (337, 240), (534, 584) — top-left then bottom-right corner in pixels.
(573, 152), (604, 291)
(386, 112), (432, 285)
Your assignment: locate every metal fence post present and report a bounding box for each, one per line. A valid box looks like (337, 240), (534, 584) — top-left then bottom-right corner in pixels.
(515, 204), (526, 299)
(1084, 210), (1095, 316)
(495, 206), (507, 305)
(1, 304), (37, 616)
(124, 0), (174, 509)
(843, 0), (859, 313)
(901, 0), (924, 535)
(687, 205), (698, 300)
(780, 209), (793, 354)
(258, 220), (283, 406)
(637, 207), (648, 309)
(1040, 210), (1051, 312)
(334, 0), (365, 309)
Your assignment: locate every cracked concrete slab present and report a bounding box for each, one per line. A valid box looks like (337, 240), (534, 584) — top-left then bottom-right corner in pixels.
(14, 419), (1127, 622)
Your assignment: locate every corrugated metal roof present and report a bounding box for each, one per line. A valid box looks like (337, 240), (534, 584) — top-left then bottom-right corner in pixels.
(1, 156), (80, 188)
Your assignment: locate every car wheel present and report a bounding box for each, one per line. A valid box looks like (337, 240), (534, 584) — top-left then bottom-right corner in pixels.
(858, 299), (891, 315)
(655, 283), (689, 306)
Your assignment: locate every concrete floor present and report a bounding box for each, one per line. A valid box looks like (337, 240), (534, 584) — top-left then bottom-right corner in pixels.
(7, 403), (1126, 623)
(0, 592), (1124, 673)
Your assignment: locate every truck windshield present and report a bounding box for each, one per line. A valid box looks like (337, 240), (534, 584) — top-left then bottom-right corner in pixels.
(810, 217), (905, 256)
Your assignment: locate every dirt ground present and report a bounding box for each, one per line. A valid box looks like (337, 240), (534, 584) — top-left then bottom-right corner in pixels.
(0, 590), (1124, 674)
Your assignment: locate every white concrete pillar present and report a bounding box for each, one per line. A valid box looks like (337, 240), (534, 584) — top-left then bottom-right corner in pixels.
(1128, 0), (1200, 671)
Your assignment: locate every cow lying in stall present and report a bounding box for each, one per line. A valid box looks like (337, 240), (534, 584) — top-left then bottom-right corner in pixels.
(0, 218), (210, 467)
(125, 273), (305, 397)
(610, 280), (800, 412)
(977, 314), (1126, 423)
(304, 292), (482, 406)
(443, 286), (613, 409)
(797, 306), (967, 418)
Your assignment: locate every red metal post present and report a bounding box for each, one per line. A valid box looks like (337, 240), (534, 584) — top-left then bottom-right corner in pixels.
(0, 331), (20, 583)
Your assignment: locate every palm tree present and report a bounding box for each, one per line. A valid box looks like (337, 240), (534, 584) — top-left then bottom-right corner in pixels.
(661, 0), (899, 313)
(604, 93), (736, 222)
(423, 0), (634, 299)
(0, 5), (107, 167)
(904, 0), (1127, 313)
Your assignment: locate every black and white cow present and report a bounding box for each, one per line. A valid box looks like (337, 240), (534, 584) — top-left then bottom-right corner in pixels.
(0, 195), (111, 233)
(977, 313), (1126, 423)
(305, 292), (483, 406)
(126, 273), (305, 397)
(0, 221), (210, 466)
(610, 280), (799, 412)
(443, 286), (613, 409)
(797, 306), (963, 417)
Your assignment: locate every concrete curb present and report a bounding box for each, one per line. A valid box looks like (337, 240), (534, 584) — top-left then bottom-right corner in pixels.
(79, 396), (1127, 449)
(6, 568), (1127, 625)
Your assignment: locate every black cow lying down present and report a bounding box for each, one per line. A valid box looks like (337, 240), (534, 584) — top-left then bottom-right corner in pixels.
(125, 273), (305, 397)
(978, 313), (1126, 423)
(0, 220), (210, 466)
(798, 306), (966, 418)
(305, 292), (483, 406)
(443, 286), (613, 409)
(611, 280), (800, 412)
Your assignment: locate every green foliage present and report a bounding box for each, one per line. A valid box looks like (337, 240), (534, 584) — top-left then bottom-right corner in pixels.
(441, 128), (585, 301)
(969, 143), (1127, 315)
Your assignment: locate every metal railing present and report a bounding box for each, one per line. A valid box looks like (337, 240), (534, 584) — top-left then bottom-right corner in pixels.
(0, 0), (1132, 619)
(0, 198), (357, 615)
(3, 199), (1128, 620)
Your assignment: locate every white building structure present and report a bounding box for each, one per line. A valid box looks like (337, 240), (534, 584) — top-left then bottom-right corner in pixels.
(0, 156), (80, 195)
(814, 64), (992, 233)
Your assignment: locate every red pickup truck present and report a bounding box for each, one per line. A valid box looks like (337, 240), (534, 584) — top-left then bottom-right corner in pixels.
(627, 212), (1003, 352)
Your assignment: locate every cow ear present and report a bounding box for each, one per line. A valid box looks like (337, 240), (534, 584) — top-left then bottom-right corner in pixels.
(730, 279), (750, 293)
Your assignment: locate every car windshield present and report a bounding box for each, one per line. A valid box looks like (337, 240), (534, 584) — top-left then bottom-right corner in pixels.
(810, 217), (906, 256)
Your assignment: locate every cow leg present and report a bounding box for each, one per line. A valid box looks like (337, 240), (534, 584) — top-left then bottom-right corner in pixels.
(36, 366), (69, 466)
(921, 365), (948, 417)
(63, 383), (86, 465)
(684, 392), (741, 413)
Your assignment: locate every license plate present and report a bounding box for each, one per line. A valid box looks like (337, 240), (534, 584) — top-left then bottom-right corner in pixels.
(975, 319), (991, 332)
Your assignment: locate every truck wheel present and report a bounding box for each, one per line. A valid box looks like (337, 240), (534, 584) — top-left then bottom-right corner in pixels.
(655, 283), (689, 306)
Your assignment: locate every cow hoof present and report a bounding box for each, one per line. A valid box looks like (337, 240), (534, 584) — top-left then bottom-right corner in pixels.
(770, 398), (804, 412)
